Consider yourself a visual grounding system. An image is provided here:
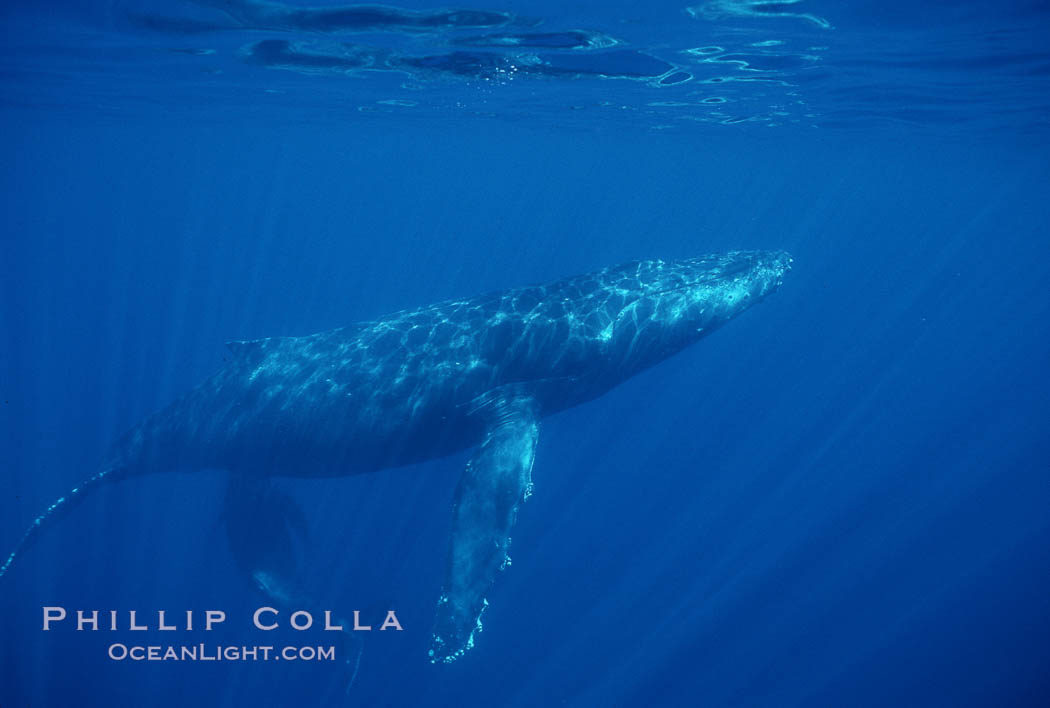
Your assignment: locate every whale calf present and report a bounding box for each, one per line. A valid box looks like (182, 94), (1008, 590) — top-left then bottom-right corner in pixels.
(1, 250), (791, 663)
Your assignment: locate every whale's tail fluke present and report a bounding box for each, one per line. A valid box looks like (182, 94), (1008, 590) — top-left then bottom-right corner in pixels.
(0, 465), (128, 579)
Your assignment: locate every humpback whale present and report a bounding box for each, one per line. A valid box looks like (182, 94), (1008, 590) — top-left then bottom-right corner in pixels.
(1, 250), (791, 663)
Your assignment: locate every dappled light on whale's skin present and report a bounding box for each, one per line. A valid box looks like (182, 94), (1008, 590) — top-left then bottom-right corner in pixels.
(0, 252), (791, 663)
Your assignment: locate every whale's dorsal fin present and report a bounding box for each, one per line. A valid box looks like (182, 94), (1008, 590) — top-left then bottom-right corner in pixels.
(430, 393), (539, 664)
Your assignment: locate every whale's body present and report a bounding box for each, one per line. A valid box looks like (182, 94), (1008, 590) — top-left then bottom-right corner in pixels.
(2, 250), (791, 663)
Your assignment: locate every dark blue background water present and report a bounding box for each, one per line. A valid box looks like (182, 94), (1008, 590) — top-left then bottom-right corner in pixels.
(2, 1), (1049, 706)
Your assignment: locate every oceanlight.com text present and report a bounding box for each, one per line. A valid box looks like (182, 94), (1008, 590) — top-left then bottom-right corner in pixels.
(107, 643), (336, 662)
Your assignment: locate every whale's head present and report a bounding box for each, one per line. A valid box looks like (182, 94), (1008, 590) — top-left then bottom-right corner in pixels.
(655, 249), (793, 317)
(596, 250), (792, 373)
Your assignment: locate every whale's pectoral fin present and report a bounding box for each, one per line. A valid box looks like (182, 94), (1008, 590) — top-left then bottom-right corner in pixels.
(429, 394), (540, 664)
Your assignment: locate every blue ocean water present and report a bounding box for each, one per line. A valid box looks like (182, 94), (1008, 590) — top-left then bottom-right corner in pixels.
(1, 1), (1049, 706)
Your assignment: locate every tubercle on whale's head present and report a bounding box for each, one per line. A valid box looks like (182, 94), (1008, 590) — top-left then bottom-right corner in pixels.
(601, 250), (792, 371)
(670, 249), (791, 322)
(663, 249), (791, 310)
(625, 249), (791, 314)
